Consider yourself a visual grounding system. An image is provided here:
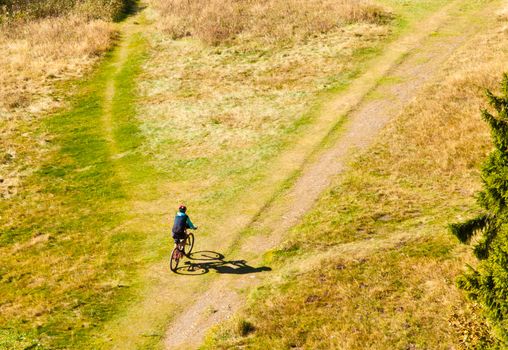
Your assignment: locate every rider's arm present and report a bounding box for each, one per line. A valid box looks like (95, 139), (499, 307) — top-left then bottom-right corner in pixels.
(186, 216), (196, 229)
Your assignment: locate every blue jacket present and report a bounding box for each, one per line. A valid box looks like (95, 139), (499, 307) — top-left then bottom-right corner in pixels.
(172, 211), (196, 235)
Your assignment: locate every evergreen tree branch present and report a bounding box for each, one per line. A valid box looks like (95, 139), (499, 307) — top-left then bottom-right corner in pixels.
(450, 215), (488, 244)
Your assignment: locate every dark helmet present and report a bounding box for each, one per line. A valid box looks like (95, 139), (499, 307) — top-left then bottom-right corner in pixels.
(178, 205), (187, 213)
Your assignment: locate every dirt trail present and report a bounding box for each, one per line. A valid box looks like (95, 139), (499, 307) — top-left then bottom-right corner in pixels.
(163, 1), (498, 348)
(90, 1), (498, 348)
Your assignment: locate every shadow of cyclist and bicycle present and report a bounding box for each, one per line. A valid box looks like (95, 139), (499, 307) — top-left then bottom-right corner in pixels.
(173, 250), (272, 276)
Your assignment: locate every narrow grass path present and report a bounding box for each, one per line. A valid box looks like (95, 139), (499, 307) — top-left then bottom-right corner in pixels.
(101, 17), (150, 186)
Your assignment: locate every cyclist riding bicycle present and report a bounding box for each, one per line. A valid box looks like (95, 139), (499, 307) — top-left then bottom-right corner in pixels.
(171, 205), (197, 245)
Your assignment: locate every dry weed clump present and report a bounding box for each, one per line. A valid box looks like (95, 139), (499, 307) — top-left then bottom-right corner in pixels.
(0, 15), (115, 199)
(149, 0), (388, 45)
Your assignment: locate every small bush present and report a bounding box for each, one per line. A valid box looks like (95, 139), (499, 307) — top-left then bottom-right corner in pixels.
(237, 319), (255, 336)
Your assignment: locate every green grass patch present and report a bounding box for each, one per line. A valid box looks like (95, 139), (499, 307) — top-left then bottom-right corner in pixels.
(0, 29), (152, 350)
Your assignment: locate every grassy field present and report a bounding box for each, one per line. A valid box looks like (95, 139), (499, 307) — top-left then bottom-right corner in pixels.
(0, 0), (481, 348)
(137, 0), (448, 226)
(0, 32), (152, 349)
(0, 0), (135, 202)
(202, 2), (508, 349)
(0, 2), (137, 348)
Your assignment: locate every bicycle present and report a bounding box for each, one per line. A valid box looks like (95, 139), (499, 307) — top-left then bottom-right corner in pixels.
(170, 230), (195, 272)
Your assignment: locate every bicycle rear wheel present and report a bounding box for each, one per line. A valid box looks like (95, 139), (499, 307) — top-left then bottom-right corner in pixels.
(170, 247), (180, 272)
(184, 233), (194, 256)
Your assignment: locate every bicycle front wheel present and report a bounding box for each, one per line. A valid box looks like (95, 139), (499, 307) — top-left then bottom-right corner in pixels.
(170, 247), (180, 272)
(184, 233), (195, 257)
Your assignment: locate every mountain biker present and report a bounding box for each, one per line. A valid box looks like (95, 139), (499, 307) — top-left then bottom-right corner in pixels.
(171, 205), (197, 245)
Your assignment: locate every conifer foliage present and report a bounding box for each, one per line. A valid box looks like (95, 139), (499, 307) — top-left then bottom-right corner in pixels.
(450, 74), (508, 343)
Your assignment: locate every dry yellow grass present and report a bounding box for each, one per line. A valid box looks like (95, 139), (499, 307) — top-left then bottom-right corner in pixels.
(0, 16), (112, 112)
(0, 15), (115, 199)
(204, 7), (508, 350)
(1, 0), (130, 21)
(138, 23), (389, 181)
(149, 0), (388, 45)
(385, 3), (508, 183)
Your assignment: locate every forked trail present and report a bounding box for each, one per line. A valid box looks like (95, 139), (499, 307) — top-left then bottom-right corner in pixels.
(92, 1), (501, 348)
(164, 1), (499, 348)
